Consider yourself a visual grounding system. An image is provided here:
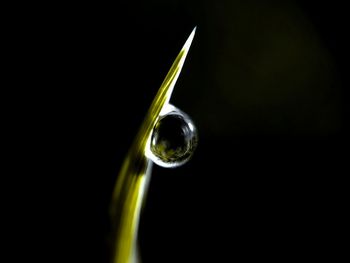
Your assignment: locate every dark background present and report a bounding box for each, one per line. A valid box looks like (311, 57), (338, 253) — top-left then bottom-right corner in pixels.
(12, 0), (348, 262)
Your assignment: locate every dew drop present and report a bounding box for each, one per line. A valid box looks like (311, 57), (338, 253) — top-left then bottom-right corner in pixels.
(148, 105), (198, 168)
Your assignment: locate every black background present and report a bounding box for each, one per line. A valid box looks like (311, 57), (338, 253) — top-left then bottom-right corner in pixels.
(10, 0), (348, 262)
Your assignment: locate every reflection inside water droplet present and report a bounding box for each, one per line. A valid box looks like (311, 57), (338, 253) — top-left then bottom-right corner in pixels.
(147, 105), (198, 168)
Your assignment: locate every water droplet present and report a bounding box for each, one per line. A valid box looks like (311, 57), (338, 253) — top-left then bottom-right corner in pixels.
(147, 105), (198, 168)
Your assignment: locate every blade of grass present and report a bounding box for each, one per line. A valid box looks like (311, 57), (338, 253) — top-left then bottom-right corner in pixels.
(110, 28), (196, 263)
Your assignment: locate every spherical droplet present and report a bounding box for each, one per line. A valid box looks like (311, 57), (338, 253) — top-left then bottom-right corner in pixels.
(149, 106), (198, 168)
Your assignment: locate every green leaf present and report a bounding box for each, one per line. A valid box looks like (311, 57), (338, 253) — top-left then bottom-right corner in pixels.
(110, 28), (196, 263)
